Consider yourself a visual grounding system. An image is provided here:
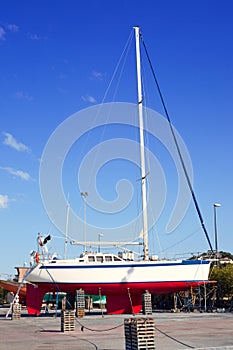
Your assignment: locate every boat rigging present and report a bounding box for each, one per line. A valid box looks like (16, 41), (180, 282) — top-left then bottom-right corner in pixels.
(24, 26), (211, 316)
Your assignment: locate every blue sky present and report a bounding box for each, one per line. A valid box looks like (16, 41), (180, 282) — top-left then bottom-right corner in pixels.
(1, 0), (233, 276)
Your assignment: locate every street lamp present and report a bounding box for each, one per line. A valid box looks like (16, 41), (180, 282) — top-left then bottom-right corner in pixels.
(98, 233), (104, 253)
(81, 192), (88, 252)
(213, 203), (221, 264)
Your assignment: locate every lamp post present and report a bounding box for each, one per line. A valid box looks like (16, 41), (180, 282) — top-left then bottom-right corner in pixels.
(64, 201), (70, 259)
(98, 233), (104, 253)
(213, 203), (221, 264)
(81, 191), (88, 252)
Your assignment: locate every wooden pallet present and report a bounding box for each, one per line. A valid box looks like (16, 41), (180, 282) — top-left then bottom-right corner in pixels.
(77, 308), (85, 317)
(12, 304), (22, 320)
(76, 294), (85, 316)
(124, 318), (155, 350)
(12, 313), (21, 320)
(61, 324), (75, 332)
(76, 289), (85, 313)
(61, 310), (75, 332)
(62, 312), (75, 317)
(142, 307), (152, 315)
(142, 293), (152, 315)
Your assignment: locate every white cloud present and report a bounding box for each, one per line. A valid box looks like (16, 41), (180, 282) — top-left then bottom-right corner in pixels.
(15, 91), (34, 101)
(81, 94), (97, 104)
(0, 194), (9, 209)
(0, 166), (31, 181)
(6, 24), (19, 32)
(29, 33), (40, 40)
(0, 23), (18, 41)
(2, 132), (30, 152)
(92, 70), (104, 80)
(0, 27), (6, 41)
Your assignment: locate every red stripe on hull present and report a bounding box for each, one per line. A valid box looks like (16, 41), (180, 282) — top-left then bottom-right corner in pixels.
(26, 280), (208, 315)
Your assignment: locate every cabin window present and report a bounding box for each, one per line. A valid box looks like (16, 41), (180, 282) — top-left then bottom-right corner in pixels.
(105, 256), (112, 262)
(96, 256), (104, 263)
(113, 256), (121, 261)
(88, 256), (95, 262)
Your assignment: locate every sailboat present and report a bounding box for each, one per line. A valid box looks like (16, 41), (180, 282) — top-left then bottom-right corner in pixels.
(25, 27), (211, 315)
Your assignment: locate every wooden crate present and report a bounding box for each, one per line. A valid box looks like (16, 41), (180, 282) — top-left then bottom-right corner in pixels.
(76, 289), (85, 314)
(124, 318), (155, 350)
(61, 323), (75, 332)
(61, 310), (75, 332)
(12, 304), (22, 320)
(142, 292), (152, 315)
(77, 308), (85, 317)
(124, 318), (133, 349)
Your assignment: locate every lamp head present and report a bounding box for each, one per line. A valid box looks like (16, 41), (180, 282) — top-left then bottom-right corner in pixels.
(81, 191), (88, 197)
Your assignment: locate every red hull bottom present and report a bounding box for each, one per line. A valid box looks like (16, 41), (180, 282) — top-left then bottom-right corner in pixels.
(26, 281), (207, 315)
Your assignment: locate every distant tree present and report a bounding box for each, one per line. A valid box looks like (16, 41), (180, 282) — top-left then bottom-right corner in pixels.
(209, 264), (233, 299)
(189, 251), (233, 261)
(0, 286), (8, 304)
(218, 251), (233, 260)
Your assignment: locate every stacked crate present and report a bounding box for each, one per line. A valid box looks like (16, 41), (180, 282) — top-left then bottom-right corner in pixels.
(124, 318), (155, 350)
(12, 303), (22, 320)
(142, 291), (152, 315)
(76, 289), (85, 317)
(124, 318), (133, 349)
(61, 310), (75, 332)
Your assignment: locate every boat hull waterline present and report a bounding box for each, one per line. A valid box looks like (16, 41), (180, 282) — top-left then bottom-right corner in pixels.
(26, 259), (210, 314)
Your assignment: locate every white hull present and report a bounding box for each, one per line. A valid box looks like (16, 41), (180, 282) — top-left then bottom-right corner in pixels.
(27, 259), (210, 285)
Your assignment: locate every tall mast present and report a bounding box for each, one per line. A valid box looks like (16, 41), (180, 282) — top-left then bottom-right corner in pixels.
(134, 26), (149, 261)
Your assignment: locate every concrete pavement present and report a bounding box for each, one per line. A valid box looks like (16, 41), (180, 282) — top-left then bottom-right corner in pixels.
(0, 306), (233, 349)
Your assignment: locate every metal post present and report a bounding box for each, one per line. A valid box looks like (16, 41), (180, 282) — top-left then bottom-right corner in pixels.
(98, 233), (103, 253)
(213, 203), (221, 265)
(81, 192), (88, 252)
(204, 283), (207, 312)
(64, 201), (70, 259)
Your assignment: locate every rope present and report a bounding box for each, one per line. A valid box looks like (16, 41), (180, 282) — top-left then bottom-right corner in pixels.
(139, 30), (213, 253)
(75, 317), (123, 332)
(76, 315), (194, 348)
(36, 261), (195, 346)
(127, 288), (135, 315)
(155, 325), (195, 348)
(43, 265), (123, 332)
(29, 263), (196, 347)
(160, 227), (201, 254)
